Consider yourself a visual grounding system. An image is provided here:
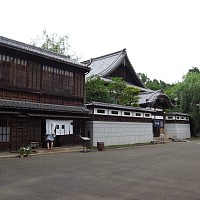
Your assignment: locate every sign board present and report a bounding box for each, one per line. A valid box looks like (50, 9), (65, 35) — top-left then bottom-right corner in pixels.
(80, 136), (91, 141)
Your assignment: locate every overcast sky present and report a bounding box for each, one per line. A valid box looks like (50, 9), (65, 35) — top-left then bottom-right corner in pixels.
(1, 0), (200, 83)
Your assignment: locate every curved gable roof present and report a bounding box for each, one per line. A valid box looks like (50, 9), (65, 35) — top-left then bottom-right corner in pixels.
(83, 49), (173, 109)
(83, 49), (145, 88)
(139, 90), (174, 109)
(83, 49), (125, 77)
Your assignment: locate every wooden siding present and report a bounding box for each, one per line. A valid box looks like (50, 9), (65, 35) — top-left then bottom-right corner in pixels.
(93, 115), (152, 123)
(0, 50), (85, 103)
(109, 64), (137, 85)
(0, 47), (88, 152)
(74, 71), (85, 97)
(0, 88), (84, 106)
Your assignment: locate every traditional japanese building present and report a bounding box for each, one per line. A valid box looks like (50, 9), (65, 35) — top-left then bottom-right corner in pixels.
(83, 49), (173, 109)
(0, 36), (90, 152)
(83, 49), (190, 145)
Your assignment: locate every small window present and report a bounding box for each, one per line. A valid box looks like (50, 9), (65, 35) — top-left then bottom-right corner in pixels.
(176, 117), (180, 119)
(186, 117), (189, 120)
(167, 116), (173, 119)
(145, 113), (150, 117)
(97, 109), (105, 114)
(181, 117), (184, 119)
(111, 110), (118, 115)
(124, 112), (130, 116)
(135, 113), (141, 116)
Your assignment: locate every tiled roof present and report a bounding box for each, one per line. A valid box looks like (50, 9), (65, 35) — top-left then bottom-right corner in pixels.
(0, 36), (89, 71)
(166, 112), (190, 116)
(0, 99), (89, 114)
(139, 90), (174, 108)
(27, 113), (90, 118)
(84, 49), (126, 77)
(86, 101), (155, 112)
(83, 49), (173, 109)
(84, 49), (146, 89)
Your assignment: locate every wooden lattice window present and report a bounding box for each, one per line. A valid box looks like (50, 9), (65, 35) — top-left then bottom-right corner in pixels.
(42, 65), (74, 94)
(0, 54), (27, 88)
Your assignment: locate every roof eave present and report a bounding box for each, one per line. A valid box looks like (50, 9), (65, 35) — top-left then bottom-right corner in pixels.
(0, 40), (89, 72)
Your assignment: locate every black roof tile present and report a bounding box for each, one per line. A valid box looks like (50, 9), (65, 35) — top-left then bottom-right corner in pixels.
(0, 36), (89, 71)
(86, 101), (155, 112)
(0, 99), (89, 114)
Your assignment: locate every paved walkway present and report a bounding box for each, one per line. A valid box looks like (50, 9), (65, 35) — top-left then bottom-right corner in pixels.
(1, 140), (200, 200)
(0, 146), (84, 158)
(0, 137), (182, 159)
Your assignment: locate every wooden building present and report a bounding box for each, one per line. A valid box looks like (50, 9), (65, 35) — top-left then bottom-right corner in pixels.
(0, 36), (90, 152)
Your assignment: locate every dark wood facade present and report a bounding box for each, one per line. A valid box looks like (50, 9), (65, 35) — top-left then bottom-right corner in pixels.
(0, 47), (85, 105)
(0, 36), (90, 152)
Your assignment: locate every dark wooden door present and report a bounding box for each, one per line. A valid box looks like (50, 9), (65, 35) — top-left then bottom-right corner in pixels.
(11, 119), (28, 152)
(153, 120), (161, 137)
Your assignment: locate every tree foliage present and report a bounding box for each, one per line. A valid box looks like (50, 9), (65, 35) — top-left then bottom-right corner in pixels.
(108, 77), (140, 106)
(137, 72), (173, 91)
(137, 69), (200, 136)
(85, 76), (140, 106)
(85, 76), (110, 103)
(31, 29), (80, 60)
(108, 77), (127, 104)
(174, 70), (200, 135)
(119, 86), (140, 107)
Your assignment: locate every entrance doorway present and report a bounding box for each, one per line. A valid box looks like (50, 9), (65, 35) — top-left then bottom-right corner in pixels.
(153, 120), (163, 137)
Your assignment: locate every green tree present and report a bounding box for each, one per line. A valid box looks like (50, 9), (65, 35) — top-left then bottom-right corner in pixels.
(137, 73), (150, 84)
(119, 86), (140, 106)
(85, 76), (140, 106)
(137, 72), (173, 91)
(85, 76), (110, 103)
(175, 71), (200, 135)
(145, 79), (161, 90)
(189, 67), (200, 73)
(31, 29), (80, 60)
(108, 77), (127, 104)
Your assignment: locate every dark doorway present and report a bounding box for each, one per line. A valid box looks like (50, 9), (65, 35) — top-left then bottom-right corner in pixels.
(153, 120), (161, 137)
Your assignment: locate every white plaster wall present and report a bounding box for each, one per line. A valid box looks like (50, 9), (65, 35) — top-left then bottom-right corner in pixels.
(85, 121), (153, 146)
(165, 123), (191, 139)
